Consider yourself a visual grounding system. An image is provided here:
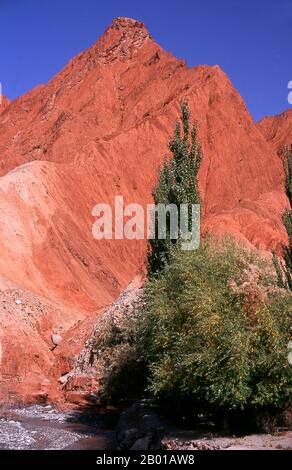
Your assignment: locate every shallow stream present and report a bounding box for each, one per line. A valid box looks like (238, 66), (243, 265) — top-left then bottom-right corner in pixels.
(0, 404), (117, 450)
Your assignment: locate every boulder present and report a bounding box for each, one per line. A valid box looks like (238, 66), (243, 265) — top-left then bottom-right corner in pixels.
(116, 400), (164, 450)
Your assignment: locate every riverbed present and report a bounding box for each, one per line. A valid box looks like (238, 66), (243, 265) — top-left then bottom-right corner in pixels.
(0, 404), (117, 450)
(1, 404), (291, 451)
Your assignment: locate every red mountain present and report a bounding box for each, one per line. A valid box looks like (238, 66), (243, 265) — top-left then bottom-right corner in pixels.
(0, 17), (289, 401)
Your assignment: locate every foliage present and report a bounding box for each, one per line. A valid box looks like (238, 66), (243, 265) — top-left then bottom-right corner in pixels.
(97, 239), (292, 411)
(148, 100), (203, 274)
(144, 241), (292, 410)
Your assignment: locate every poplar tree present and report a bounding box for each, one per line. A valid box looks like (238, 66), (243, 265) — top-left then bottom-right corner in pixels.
(148, 100), (203, 274)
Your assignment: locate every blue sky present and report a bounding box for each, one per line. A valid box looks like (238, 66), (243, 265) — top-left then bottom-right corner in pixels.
(0, 0), (291, 121)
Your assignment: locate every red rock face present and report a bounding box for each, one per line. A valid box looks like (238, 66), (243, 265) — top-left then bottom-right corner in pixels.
(257, 109), (292, 157)
(0, 95), (9, 112)
(0, 17), (289, 401)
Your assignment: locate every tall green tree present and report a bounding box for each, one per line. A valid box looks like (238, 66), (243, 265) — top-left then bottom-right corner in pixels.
(148, 100), (203, 274)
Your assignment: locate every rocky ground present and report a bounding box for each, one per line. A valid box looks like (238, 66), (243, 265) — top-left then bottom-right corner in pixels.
(164, 431), (292, 451)
(0, 402), (291, 450)
(0, 274), (143, 404)
(1, 404), (291, 450)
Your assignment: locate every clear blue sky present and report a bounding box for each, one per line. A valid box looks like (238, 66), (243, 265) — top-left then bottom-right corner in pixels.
(1, 0), (291, 121)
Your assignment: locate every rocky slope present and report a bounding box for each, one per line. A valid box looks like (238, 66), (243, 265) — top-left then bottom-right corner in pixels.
(257, 109), (292, 157)
(0, 17), (290, 401)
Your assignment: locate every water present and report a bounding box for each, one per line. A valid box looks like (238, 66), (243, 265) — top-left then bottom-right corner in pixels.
(0, 404), (117, 450)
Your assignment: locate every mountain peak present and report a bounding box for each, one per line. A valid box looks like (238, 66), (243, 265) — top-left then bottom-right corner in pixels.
(93, 17), (152, 62)
(109, 16), (149, 32)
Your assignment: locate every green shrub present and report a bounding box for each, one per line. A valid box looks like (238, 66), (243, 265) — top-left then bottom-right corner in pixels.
(98, 239), (292, 412)
(144, 241), (292, 410)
